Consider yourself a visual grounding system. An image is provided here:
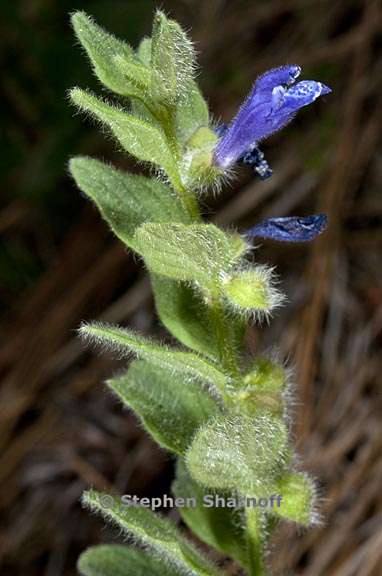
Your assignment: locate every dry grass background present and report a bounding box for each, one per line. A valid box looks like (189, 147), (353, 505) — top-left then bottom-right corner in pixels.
(0, 0), (381, 574)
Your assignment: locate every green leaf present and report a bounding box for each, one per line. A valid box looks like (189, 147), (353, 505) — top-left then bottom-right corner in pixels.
(152, 275), (246, 361)
(186, 414), (289, 493)
(134, 223), (247, 288)
(112, 55), (151, 93)
(151, 275), (220, 358)
(127, 37), (158, 124)
(108, 360), (220, 454)
(176, 81), (209, 142)
(151, 11), (195, 106)
(69, 89), (177, 179)
(173, 461), (249, 569)
(78, 545), (179, 576)
(137, 37), (152, 66)
(82, 490), (220, 576)
(69, 157), (189, 251)
(71, 12), (144, 98)
(136, 33), (209, 141)
(79, 322), (229, 395)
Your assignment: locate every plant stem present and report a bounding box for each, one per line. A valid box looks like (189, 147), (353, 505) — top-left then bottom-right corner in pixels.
(139, 98), (201, 221)
(150, 97), (241, 369)
(245, 506), (268, 576)
(208, 296), (240, 377)
(174, 177), (201, 221)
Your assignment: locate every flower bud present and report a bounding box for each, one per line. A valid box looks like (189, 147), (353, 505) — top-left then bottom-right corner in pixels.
(272, 472), (318, 525)
(223, 267), (284, 317)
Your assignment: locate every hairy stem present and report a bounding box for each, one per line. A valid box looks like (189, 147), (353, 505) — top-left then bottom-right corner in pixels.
(155, 104), (201, 221)
(208, 297), (240, 377)
(173, 177), (201, 221)
(245, 507), (268, 576)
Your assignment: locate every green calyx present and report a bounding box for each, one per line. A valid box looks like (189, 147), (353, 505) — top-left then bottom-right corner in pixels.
(183, 127), (222, 189)
(229, 358), (289, 415)
(223, 267), (284, 316)
(272, 472), (317, 526)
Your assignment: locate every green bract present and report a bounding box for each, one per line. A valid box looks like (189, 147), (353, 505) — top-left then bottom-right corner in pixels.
(82, 491), (220, 576)
(79, 322), (229, 395)
(186, 415), (289, 493)
(173, 461), (249, 569)
(70, 157), (190, 251)
(108, 360), (221, 454)
(72, 12), (137, 97)
(134, 223), (247, 289)
(70, 9), (319, 576)
(78, 545), (180, 576)
(151, 11), (195, 106)
(69, 89), (179, 181)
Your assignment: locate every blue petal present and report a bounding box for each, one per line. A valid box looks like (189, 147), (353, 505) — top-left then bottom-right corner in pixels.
(214, 123), (228, 137)
(246, 214), (328, 242)
(282, 81), (332, 112)
(214, 66), (331, 169)
(254, 65), (301, 94)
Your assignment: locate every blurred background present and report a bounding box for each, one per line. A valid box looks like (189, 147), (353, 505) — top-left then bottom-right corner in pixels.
(0, 1), (381, 574)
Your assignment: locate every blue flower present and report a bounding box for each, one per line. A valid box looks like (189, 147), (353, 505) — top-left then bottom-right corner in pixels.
(214, 65), (331, 169)
(215, 124), (273, 180)
(246, 214), (328, 242)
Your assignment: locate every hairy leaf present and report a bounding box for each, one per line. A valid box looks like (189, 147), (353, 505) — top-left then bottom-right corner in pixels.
(71, 12), (145, 98)
(79, 322), (229, 394)
(186, 414), (289, 493)
(244, 358), (287, 392)
(134, 223), (247, 288)
(78, 544), (179, 576)
(152, 275), (246, 361)
(69, 89), (177, 178)
(151, 275), (219, 358)
(135, 38), (208, 142)
(137, 37), (152, 66)
(112, 54), (151, 93)
(176, 81), (209, 142)
(151, 11), (195, 106)
(173, 461), (249, 569)
(69, 157), (189, 251)
(82, 490), (220, 576)
(108, 360), (220, 454)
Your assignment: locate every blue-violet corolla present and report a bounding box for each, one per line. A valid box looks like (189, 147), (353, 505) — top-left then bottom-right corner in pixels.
(214, 65), (331, 169)
(246, 214), (328, 242)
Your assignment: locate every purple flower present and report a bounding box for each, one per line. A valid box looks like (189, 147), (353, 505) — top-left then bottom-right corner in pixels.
(214, 65), (331, 169)
(215, 124), (273, 179)
(246, 214), (327, 242)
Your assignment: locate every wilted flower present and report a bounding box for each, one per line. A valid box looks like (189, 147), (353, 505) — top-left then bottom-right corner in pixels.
(246, 214), (328, 242)
(214, 65), (331, 169)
